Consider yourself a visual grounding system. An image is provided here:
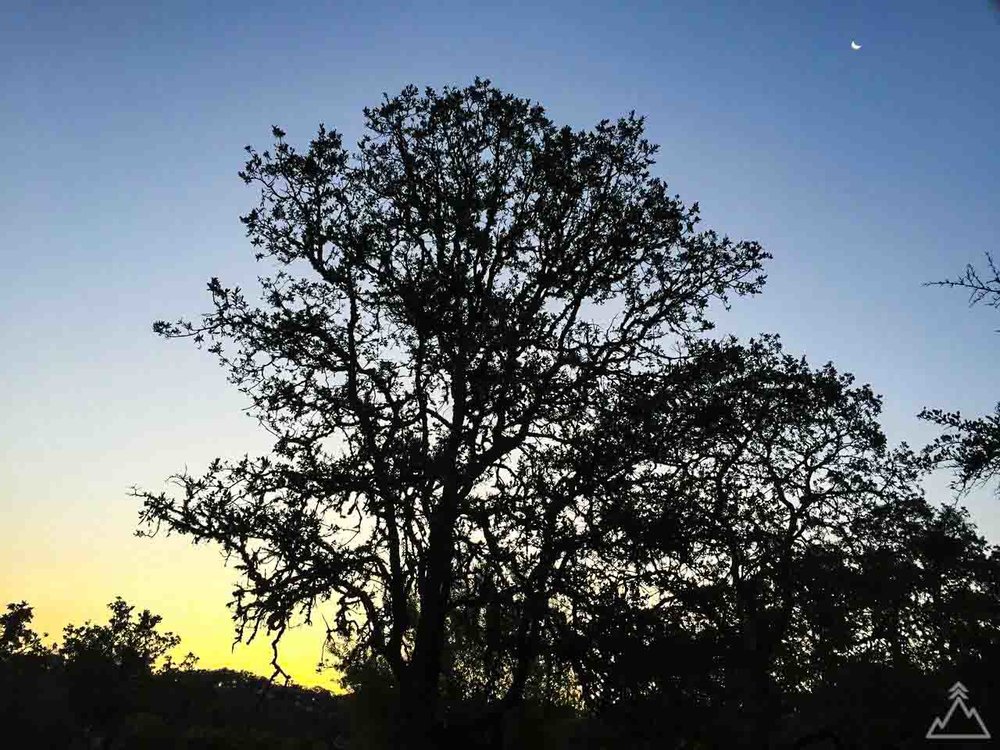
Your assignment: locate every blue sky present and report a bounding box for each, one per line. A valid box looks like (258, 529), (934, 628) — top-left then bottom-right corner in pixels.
(1, 0), (998, 681)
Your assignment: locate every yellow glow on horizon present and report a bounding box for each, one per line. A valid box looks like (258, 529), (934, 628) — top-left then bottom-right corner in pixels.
(1, 488), (343, 691)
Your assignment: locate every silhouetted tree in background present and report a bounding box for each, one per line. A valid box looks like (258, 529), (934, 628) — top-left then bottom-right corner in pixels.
(514, 335), (1000, 747)
(0, 602), (69, 745)
(0, 599), (347, 748)
(59, 597), (190, 673)
(133, 78), (768, 748)
(1, 601), (51, 660)
(58, 597), (196, 741)
(571, 337), (923, 743)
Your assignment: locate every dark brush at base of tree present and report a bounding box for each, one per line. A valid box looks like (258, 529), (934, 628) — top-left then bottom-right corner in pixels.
(132, 78), (768, 748)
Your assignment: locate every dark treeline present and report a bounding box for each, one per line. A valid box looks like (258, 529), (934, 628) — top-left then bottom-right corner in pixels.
(9, 80), (1000, 748)
(0, 599), (348, 748)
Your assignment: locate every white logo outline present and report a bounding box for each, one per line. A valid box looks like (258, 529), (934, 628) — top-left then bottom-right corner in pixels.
(926, 682), (991, 741)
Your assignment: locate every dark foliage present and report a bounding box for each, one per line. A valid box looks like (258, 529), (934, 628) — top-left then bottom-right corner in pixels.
(132, 78), (767, 747)
(107, 80), (1000, 748)
(0, 599), (347, 748)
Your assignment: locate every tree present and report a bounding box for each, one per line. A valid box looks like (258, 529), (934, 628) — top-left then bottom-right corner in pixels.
(921, 252), (1000, 495)
(0, 603), (67, 744)
(60, 596), (186, 674)
(2, 600), (348, 747)
(133, 78), (768, 747)
(0, 601), (50, 660)
(60, 597), (194, 740)
(546, 336), (926, 745)
(545, 337), (1000, 747)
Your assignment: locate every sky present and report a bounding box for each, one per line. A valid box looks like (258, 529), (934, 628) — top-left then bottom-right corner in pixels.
(1, 0), (998, 688)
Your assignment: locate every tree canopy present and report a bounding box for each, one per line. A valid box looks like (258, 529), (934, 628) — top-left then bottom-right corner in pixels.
(134, 78), (769, 746)
(1, 601), (50, 660)
(130, 80), (1000, 748)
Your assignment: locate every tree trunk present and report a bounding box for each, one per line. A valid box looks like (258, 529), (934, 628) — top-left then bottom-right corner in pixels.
(394, 472), (462, 749)
(395, 673), (438, 750)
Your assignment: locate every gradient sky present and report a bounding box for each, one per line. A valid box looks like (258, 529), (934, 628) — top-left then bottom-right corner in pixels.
(2, 0), (998, 688)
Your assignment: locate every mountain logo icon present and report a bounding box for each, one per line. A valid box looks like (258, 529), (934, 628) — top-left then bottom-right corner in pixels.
(926, 682), (991, 740)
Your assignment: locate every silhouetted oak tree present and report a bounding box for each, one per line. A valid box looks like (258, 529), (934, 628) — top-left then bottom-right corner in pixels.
(553, 336), (1000, 746)
(532, 336), (925, 744)
(0, 602), (50, 660)
(60, 597), (187, 675)
(133, 78), (768, 746)
(60, 597), (194, 740)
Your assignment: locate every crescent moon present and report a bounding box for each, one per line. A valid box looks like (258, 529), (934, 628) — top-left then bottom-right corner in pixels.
(851, 41), (862, 50)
